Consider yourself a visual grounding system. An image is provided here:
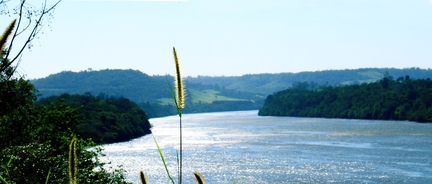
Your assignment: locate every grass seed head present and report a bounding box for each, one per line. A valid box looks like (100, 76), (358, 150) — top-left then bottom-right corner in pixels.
(0, 19), (16, 55)
(173, 47), (185, 109)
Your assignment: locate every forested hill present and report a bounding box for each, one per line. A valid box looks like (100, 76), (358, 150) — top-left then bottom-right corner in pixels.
(31, 69), (171, 103)
(36, 93), (152, 144)
(31, 69), (263, 117)
(31, 68), (432, 117)
(258, 76), (432, 123)
(186, 67), (432, 95)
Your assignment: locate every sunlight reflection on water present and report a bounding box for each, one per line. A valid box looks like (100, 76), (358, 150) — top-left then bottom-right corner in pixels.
(103, 110), (432, 184)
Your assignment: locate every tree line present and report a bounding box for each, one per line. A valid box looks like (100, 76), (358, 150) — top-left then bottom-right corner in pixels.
(185, 67), (432, 95)
(31, 69), (265, 117)
(37, 93), (152, 144)
(259, 75), (432, 123)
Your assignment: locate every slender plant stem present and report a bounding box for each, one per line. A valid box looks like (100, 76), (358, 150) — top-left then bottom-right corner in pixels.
(0, 174), (9, 184)
(179, 113), (182, 184)
(172, 47), (184, 184)
(152, 133), (175, 184)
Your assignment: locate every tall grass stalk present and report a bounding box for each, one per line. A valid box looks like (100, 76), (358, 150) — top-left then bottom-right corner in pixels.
(145, 47), (213, 183)
(171, 47), (185, 184)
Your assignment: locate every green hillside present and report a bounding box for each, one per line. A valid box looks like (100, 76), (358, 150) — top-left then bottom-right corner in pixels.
(158, 89), (247, 106)
(32, 69), (171, 103)
(31, 69), (262, 117)
(186, 67), (432, 95)
(188, 89), (248, 103)
(31, 68), (432, 117)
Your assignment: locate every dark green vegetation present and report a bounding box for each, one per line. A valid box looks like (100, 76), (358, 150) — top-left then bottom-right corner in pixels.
(31, 68), (432, 118)
(31, 69), (263, 117)
(0, 66), (132, 184)
(37, 93), (152, 144)
(1, 7), (131, 183)
(1, 68), (131, 184)
(259, 75), (432, 122)
(186, 67), (432, 95)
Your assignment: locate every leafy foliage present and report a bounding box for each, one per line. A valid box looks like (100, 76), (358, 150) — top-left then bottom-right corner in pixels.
(259, 76), (432, 123)
(1, 140), (130, 184)
(0, 92), (132, 183)
(0, 3), (131, 183)
(36, 93), (152, 144)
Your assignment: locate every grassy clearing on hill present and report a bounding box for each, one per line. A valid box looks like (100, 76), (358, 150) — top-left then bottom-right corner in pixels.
(157, 89), (248, 106)
(189, 89), (248, 103)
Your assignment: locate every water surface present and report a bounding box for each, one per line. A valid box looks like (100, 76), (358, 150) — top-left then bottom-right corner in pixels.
(103, 110), (432, 183)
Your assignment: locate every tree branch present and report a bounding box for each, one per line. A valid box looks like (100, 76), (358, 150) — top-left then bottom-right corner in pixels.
(3, 0), (61, 70)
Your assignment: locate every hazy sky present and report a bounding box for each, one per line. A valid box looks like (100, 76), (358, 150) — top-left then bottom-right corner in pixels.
(4, 0), (432, 79)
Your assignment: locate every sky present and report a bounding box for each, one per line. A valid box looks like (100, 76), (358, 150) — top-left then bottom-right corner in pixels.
(2, 0), (432, 79)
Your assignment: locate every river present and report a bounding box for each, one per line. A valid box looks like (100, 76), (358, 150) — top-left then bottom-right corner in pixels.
(102, 110), (432, 183)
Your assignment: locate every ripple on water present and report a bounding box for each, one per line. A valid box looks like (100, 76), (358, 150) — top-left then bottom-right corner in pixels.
(102, 111), (432, 183)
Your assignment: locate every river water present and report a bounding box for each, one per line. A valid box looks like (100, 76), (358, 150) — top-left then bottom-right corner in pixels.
(102, 110), (432, 183)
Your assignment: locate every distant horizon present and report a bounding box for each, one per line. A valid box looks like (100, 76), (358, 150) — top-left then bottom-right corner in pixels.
(28, 66), (432, 80)
(2, 0), (429, 81)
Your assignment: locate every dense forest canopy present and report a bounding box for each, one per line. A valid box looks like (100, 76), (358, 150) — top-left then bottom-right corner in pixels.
(37, 93), (152, 144)
(259, 75), (432, 123)
(32, 69), (171, 103)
